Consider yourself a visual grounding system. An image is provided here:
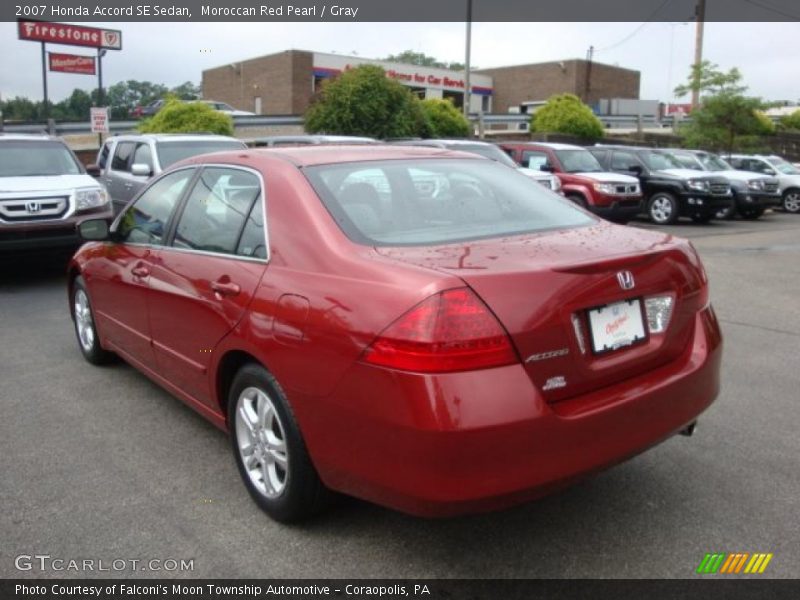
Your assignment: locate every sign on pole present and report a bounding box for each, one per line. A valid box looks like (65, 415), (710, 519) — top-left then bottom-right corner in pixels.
(49, 52), (96, 75)
(90, 107), (109, 134)
(18, 21), (122, 49)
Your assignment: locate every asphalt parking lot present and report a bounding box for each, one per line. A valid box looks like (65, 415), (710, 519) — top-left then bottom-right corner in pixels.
(1, 212), (799, 579)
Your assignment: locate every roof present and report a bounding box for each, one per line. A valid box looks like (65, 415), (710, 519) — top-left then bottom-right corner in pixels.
(111, 133), (243, 143)
(0, 133), (54, 141)
(252, 134), (377, 146)
(501, 141), (582, 151)
(392, 139), (495, 149)
(247, 144), (485, 167)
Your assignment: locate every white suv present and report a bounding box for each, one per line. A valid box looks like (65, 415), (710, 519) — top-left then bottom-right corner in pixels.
(728, 154), (800, 214)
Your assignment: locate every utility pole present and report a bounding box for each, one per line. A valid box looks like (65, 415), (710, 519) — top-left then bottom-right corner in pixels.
(692, 0), (706, 111)
(584, 45), (594, 103)
(464, 0), (472, 120)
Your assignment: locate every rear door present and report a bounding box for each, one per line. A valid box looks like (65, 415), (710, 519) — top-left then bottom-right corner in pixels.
(147, 166), (267, 408)
(89, 168), (196, 369)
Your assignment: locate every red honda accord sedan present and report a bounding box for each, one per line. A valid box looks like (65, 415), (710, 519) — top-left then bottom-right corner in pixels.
(68, 145), (722, 522)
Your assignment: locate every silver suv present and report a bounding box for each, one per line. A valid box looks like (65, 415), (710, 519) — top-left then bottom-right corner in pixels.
(728, 154), (800, 214)
(0, 134), (112, 254)
(90, 133), (247, 213)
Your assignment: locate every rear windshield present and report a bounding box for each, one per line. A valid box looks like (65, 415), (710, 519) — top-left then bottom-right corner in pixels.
(0, 141), (82, 177)
(156, 140), (246, 168)
(305, 159), (593, 246)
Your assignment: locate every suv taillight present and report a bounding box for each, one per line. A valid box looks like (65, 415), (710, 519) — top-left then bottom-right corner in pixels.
(362, 288), (518, 373)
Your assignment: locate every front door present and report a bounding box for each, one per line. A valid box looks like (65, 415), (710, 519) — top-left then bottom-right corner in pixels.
(147, 166), (267, 408)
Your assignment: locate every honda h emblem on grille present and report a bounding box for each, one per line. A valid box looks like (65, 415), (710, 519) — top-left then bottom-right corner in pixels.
(617, 271), (635, 290)
(25, 201), (41, 213)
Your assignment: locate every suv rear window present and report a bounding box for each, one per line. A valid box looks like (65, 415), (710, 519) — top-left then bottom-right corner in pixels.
(156, 140), (246, 168)
(305, 159), (593, 247)
(0, 140), (82, 177)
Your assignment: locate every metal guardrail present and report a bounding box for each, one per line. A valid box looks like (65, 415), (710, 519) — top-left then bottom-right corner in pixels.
(1, 115), (306, 136)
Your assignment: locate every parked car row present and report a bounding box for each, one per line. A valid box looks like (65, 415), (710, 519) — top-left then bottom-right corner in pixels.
(130, 99), (255, 119)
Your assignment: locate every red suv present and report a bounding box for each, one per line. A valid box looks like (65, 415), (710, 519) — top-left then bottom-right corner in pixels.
(69, 145), (721, 522)
(501, 142), (642, 222)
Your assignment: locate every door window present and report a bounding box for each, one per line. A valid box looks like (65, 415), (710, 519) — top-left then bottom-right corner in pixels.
(611, 151), (639, 171)
(132, 143), (154, 171)
(116, 169), (194, 245)
(111, 142), (135, 172)
(97, 142), (111, 169)
(173, 168), (262, 256)
(236, 199), (267, 259)
(521, 151), (549, 170)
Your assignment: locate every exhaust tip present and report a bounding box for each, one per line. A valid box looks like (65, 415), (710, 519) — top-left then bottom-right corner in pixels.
(680, 421), (698, 437)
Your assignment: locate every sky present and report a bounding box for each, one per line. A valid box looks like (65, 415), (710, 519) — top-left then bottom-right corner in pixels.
(0, 21), (798, 107)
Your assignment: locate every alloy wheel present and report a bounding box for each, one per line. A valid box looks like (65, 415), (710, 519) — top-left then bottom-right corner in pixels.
(74, 289), (96, 353)
(650, 196), (674, 224)
(784, 191), (800, 213)
(235, 386), (289, 498)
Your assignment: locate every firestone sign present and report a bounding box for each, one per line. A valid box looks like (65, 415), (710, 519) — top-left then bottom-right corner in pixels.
(18, 21), (122, 50)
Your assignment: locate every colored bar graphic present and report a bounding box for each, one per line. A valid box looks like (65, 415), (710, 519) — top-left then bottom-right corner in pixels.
(699, 552), (773, 575)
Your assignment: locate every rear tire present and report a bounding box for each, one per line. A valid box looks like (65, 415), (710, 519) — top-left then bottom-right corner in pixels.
(782, 189), (800, 214)
(647, 192), (679, 225)
(691, 214), (713, 224)
(71, 276), (114, 365)
(716, 204), (736, 220)
(228, 363), (331, 522)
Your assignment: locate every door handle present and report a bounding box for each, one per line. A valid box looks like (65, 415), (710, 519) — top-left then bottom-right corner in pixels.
(131, 265), (150, 278)
(211, 280), (241, 297)
(123, 183), (134, 189)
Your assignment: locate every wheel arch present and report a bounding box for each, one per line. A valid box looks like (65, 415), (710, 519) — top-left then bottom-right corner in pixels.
(216, 349), (266, 424)
(66, 265), (82, 320)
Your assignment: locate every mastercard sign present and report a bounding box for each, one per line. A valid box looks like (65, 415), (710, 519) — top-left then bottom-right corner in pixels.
(18, 20), (122, 50)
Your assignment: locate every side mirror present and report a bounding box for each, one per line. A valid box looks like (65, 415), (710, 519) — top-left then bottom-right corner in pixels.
(628, 164), (643, 175)
(764, 169), (776, 176)
(86, 164), (102, 178)
(539, 164), (555, 173)
(77, 218), (110, 241)
(131, 163), (152, 177)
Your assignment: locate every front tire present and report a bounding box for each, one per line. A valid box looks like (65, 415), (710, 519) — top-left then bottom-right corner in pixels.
(566, 193), (588, 209)
(72, 276), (114, 365)
(228, 363), (330, 522)
(783, 189), (800, 214)
(740, 207), (765, 220)
(648, 192), (679, 225)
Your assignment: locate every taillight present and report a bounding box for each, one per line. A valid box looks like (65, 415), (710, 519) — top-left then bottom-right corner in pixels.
(644, 295), (675, 334)
(362, 288), (518, 373)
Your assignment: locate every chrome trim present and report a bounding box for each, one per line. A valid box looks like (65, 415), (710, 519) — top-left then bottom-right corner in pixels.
(111, 163), (270, 264)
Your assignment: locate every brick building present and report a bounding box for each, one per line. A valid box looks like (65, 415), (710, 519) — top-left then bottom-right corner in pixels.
(202, 51), (639, 116)
(475, 59), (640, 114)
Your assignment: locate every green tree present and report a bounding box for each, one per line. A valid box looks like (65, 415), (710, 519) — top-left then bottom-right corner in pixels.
(419, 98), (471, 137)
(0, 96), (40, 121)
(530, 94), (604, 139)
(674, 62), (768, 154)
(779, 109), (800, 131)
(138, 97), (233, 135)
(383, 50), (466, 71)
(106, 80), (169, 119)
(304, 65), (428, 138)
(170, 81), (201, 101)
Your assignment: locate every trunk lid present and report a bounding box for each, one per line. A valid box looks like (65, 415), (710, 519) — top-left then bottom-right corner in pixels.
(375, 222), (707, 402)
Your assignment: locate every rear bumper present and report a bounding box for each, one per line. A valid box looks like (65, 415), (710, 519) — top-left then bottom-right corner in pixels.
(297, 306), (723, 517)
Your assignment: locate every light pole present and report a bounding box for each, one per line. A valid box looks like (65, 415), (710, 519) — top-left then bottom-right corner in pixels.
(463, 0), (472, 119)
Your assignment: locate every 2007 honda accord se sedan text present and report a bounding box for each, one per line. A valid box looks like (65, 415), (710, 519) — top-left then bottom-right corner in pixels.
(68, 145), (722, 522)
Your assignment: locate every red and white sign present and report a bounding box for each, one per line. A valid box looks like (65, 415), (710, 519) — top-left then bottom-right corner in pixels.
(18, 21), (122, 50)
(49, 52), (96, 75)
(90, 107), (109, 134)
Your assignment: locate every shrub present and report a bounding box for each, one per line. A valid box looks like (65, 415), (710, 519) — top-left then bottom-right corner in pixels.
(420, 98), (471, 138)
(530, 94), (604, 140)
(138, 97), (234, 136)
(779, 109), (800, 131)
(304, 65), (428, 139)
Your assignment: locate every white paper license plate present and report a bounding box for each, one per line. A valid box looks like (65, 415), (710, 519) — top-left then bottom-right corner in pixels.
(587, 299), (646, 354)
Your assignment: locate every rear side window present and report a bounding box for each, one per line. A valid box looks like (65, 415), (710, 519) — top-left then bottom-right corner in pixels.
(236, 200), (267, 259)
(173, 167), (262, 256)
(111, 142), (135, 172)
(305, 159), (592, 247)
(117, 169), (194, 245)
(521, 151), (549, 170)
(611, 151), (639, 171)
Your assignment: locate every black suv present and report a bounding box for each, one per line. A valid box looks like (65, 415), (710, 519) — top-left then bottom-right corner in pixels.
(589, 145), (733, 224)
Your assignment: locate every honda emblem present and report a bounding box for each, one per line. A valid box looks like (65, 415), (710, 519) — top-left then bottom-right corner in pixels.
(617, 271), (635, 290)
(25, 201), (41, 213)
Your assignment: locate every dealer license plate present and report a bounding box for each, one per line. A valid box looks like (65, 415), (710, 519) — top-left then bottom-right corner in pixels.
(587, 299), (646, 354)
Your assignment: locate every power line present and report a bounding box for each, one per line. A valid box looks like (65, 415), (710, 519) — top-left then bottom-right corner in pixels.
(595, 0), (676, 54)
(740, 0), (800, 21)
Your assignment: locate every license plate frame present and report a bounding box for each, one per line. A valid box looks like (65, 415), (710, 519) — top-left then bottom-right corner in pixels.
(586, 298), (647, 355)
